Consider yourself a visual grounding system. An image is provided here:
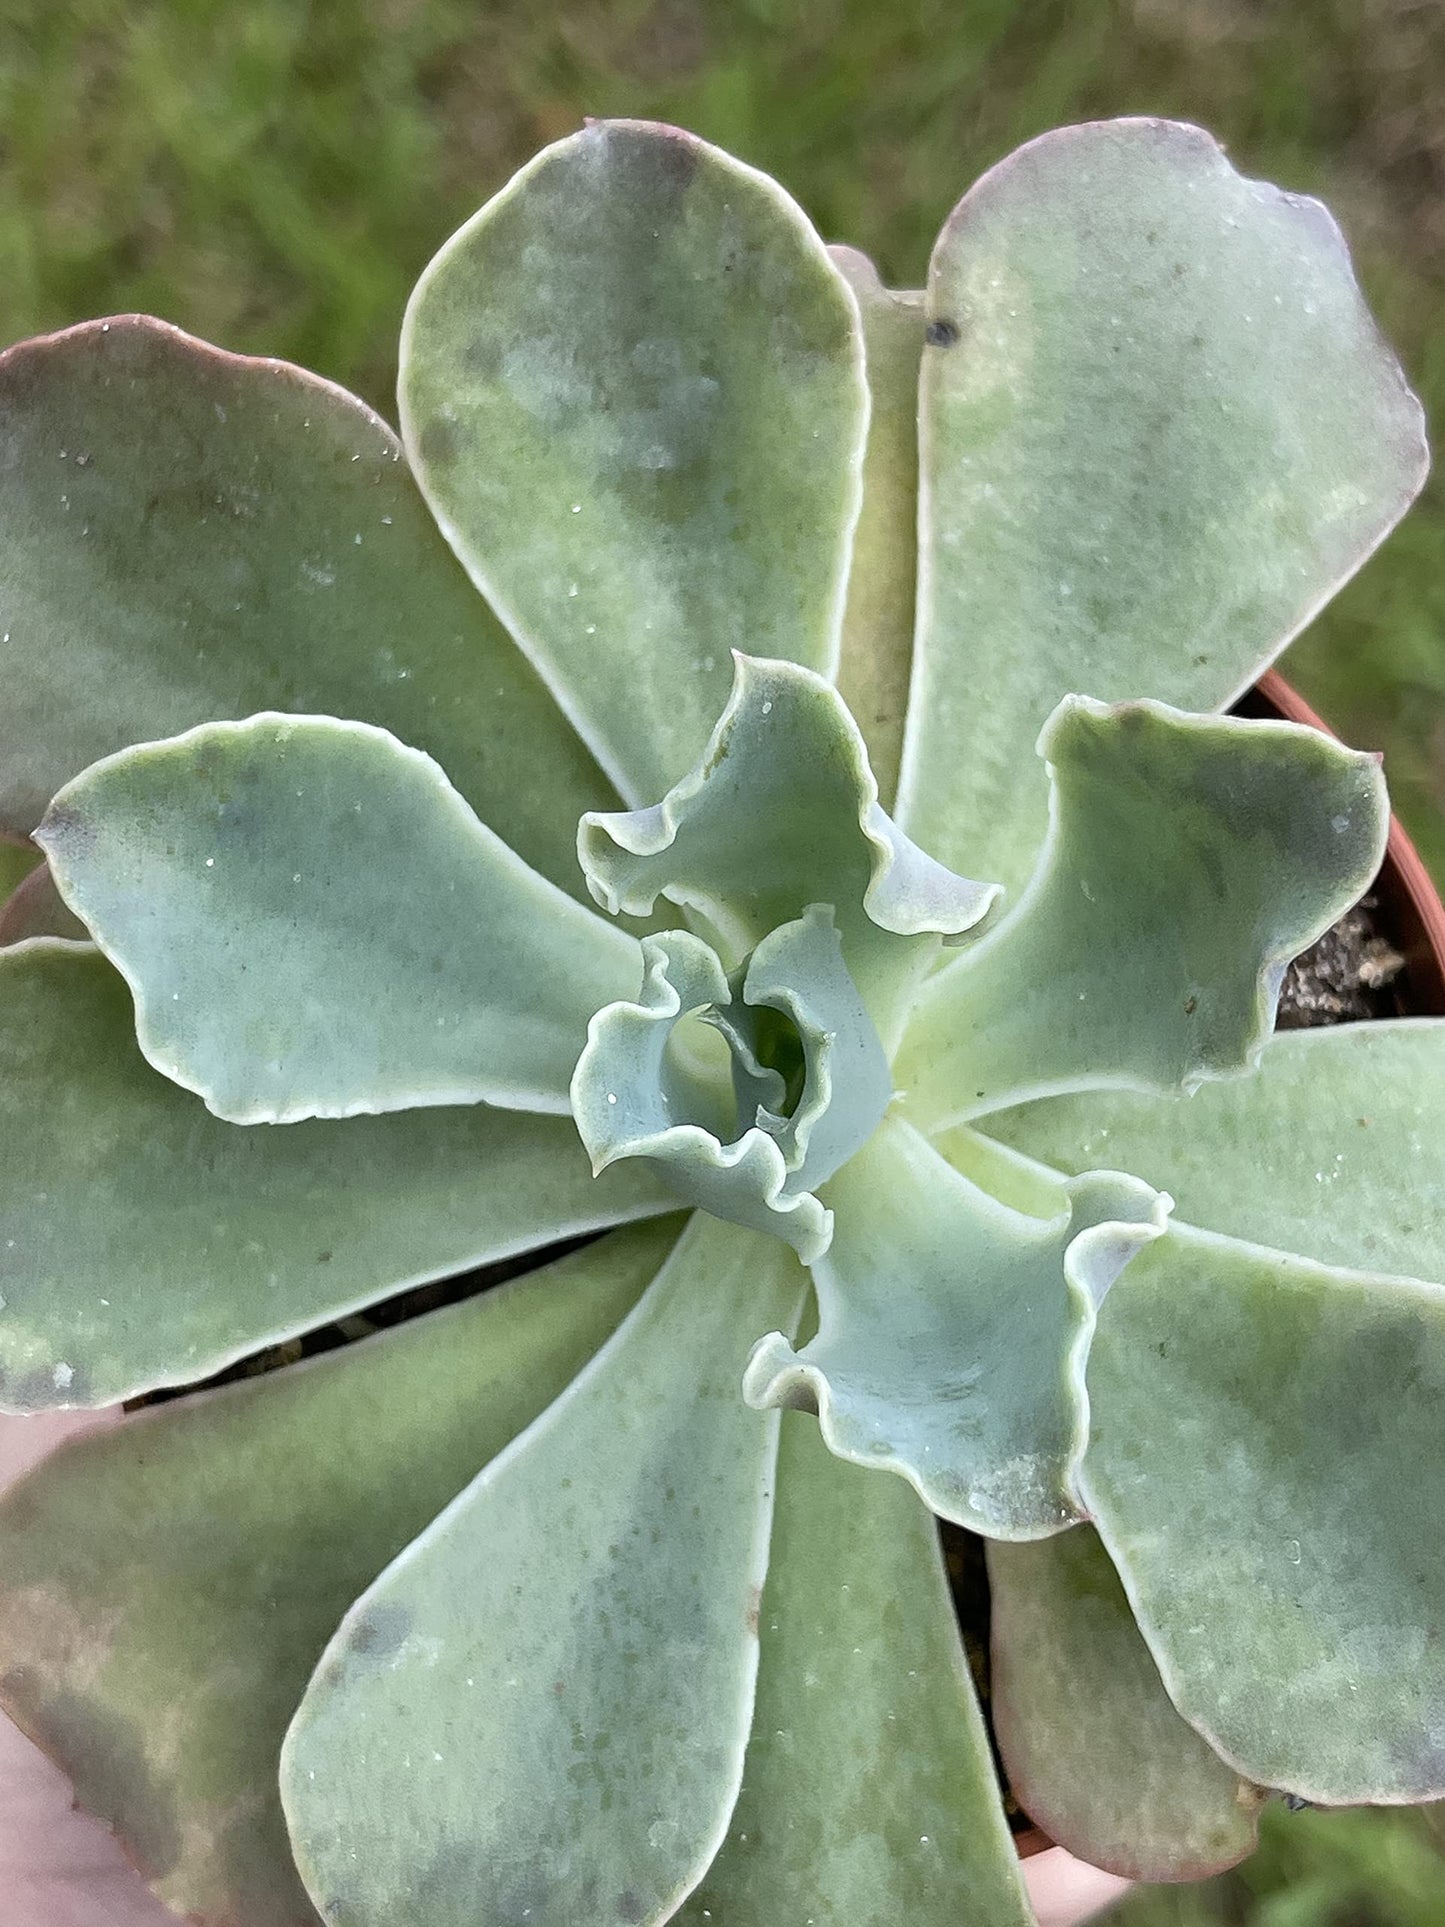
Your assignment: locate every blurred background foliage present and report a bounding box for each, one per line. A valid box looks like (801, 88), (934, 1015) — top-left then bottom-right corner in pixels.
(0, 1), (1442, 1919)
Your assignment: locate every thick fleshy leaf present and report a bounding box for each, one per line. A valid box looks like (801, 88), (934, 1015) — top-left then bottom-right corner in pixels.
(580, 654), (998, 1030)
(400, 119), (868, 806)
(39, 714), (641, 1123)
(986, 1018), (1445, 1284)
(988, 1527), (1264, 1881)
(896, 116), (1428, 894)
(830, 249), (923, 811)
(1083, 1218), (1445, 1804)
(0, 1225), (680, 1926)
(0, 860), (86, 944)
(573, 910), (889, 1261)
(743, 1114), (1168, 1537)
(895, 700), (1388, 1130)
(0, 943), (673, 1408)
(0, 315), (613, 898)
(679, 1415), (1033, 1926)
(282, 1214), (807, 1927)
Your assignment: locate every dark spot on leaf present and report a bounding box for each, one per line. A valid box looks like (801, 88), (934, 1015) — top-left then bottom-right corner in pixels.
(462, 334), (501, 380)
(1183, 995), (1198, 1016)
(417, 417), (457, 468)
(348, 1602), (411, 1658)
(746, 1585), (762, 1636)
(317, 1250), (332, 1264)
(636, 128), (699, 193)
(925, 318), (960, 348)
(617, 1889), (647, 1923)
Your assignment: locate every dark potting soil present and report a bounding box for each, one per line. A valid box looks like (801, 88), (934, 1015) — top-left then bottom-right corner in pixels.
(1275, 895), (1406, 1028)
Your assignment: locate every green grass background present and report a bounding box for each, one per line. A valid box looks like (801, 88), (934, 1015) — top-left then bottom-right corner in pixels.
(1, 1), (1442, 1919)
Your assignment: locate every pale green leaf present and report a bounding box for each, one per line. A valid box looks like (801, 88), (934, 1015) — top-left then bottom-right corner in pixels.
(985, 1018), (1445, 1284)
(39, 714), (641, 1123)
(573, 909), (890, 1260)
(679, 1415), (1034, 1927)
(400, 120), (868, 806)
(895, 700), (1387, 1130)
(717, 907), (892, 1195)
(743, 1114), (1168, 1537)
(1084, 1218), (1445, 1804)
(932, 1119), (1071, 1221)
(0, 860), (86, 944)
(989, 1526), (1264, 1881)
(896, 117), (1428, 894)
(0, 1224), (680, 1926)
(0, 316), (613, 898)
(830, 248), (923, 811)
(0, 943), (675, 1408)
(580, 654), (998, 1031)
(281, 1214), (807, 1927)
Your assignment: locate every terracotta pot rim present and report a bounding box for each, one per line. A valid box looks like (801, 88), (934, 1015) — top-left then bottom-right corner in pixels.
(1246, 668), (1445, 1012)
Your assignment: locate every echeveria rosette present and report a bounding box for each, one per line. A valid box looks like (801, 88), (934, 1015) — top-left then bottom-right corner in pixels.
(0, 111), (1441, 1927)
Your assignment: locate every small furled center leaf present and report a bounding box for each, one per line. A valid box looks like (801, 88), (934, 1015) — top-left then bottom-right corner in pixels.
(571, 906), (891, 1260)
(578, 654), (1000, 1032)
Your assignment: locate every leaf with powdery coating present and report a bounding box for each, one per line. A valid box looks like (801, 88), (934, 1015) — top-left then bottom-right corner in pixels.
(897, 117), (1428, 896)
(1084, 1218), (1445, 1806)
(985, 1018), (1445, 1285)
(744, 1114), (1168, 1538)
(989, 1526), (1264, 1881)
(282, 1214), (806, 1927)
(0, 944), (674, 1409)
(572, 910), (889, 1262)
(0, 1224), (680, 1927)
(39, 715), (641, 1124)
(0, 316), (612, 899)
(895, 699), (1387, 1130)
(401, 119), (868, 807)
(680, 1416), (1034, 1927)
(830, 248), (924, 810)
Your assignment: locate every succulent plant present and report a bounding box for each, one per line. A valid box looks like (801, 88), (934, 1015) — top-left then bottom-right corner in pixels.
(0, 113), (1442, 1927)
